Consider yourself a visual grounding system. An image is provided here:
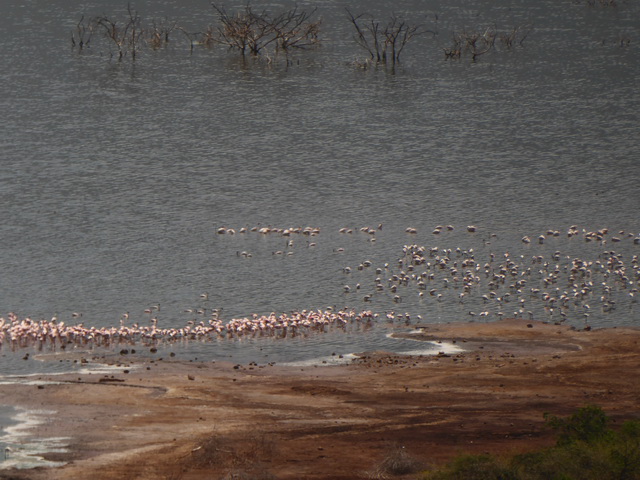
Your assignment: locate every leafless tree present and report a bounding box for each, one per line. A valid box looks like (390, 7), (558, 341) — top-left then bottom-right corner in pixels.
(346, 9), (433, 65)
(464, 26), (497, 61)
(71, 15), (94, 51)
(499, 25), (531, 48)
(176, 26), (215, 53)
(211, 3), (320, 57)
(211, 3), (273, 56)
(444, 24), (530, 61)
(384, 16), (424, 64)
(147, 17), (179, 50)
(272, 6), (321, 52)
(95, 3), (143, 60)
(346, 9), (385, 63)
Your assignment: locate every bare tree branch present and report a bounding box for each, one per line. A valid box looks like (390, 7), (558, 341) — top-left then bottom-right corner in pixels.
(347, 9), (431, 65)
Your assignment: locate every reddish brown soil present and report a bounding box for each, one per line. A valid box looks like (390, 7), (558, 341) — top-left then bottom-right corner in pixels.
(1, 319), (639, 480)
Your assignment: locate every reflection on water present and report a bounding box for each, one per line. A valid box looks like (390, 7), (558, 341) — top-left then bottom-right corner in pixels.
(0, 0), (638, 375)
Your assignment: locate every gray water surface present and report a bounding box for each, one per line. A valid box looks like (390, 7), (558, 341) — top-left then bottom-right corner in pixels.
(1, 0), (639, 375)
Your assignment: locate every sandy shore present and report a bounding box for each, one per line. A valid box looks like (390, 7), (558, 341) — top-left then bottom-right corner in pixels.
(1, 318), (639, 480)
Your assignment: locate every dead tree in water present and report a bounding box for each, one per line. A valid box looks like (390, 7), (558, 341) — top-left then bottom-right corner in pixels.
(147, 17), (179, 50)
(71, 15), (93, 50)
(95, 3), (143, 60)
(177, 25), (217, 53)
(273, 6), (321, 53)
(211, 3), (320, 57)
(346, 9), (431, 65)
(444, 24), (530, 61)
(383, 16), (424, 64)
(464, 26), (497, 61)
(177, 26), (216, 53)
(211, 3), (273, 56)
(499, 25), (530, 49)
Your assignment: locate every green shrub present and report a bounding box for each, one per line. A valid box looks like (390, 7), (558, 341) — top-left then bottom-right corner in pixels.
(423, 454), (517, 480)
(512, 440), (620, 480)
(609, 420), (640, 480)
(423, 407), (640, 480)
(543, 404), (610, 446)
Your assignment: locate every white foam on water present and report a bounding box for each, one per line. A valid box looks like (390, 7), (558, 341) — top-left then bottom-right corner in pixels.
(386, 330), (466, 355)
(0, 408), (70, 470)
(77, 363), (134, 375)
(279, 329), (466, 366)
(0, 365), (130, 387)
(0, 361), (133, 385)
(279, 352), (359, 367)
(398, 341), (465, 356)
(403, 329), (429, 335)
(0, 379), (65, 386)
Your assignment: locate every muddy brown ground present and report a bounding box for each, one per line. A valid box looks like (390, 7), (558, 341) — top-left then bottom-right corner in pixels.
(1, 319), (639, 480)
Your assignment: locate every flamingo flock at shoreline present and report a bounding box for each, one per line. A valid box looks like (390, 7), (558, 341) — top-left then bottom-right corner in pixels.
(0, 309), (377, 350)
(3, 224), (638, 353)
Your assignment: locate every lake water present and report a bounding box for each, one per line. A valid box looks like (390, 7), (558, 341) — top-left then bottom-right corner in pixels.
(1, 0), (639, 376)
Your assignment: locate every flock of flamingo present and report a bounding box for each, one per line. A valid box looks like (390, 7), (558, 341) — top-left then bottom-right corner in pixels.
(338, 225), (639, 326)
(0, 309), (377, 350)
(2, 223), (638, 353)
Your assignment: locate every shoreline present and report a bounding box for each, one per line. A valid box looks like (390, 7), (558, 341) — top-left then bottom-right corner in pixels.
(0, 318), (638, 479)
(0, 339), (462, 470)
